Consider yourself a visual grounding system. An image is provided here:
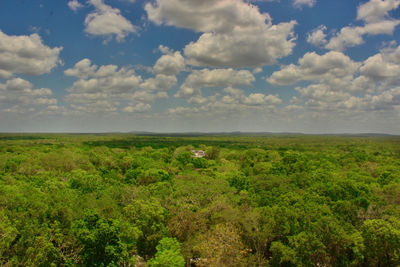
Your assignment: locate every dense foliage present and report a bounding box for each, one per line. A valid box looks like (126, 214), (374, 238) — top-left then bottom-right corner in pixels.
(1, 134), (400, 266)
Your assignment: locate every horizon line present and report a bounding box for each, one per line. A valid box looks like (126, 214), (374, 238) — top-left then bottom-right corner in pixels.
(0, 131), (398, 136)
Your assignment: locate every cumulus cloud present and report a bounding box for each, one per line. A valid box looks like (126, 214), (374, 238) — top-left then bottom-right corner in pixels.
(65, 60), (142, 94)
(65, 59), (140, 113)
(326, 20), (400, 51)
(335, 87), (400, 112)
(140, 74), (177, 91)
(153, 46), (185, 75)
(243, 93), (282, 105)
(357, 0), (400, 23)
(253, 67), (263, 74)
(293, 0), (316, 8)
(0, 31), (62, 79)
(0, 78), (57, 113)
(175, 68), (255, 103)
(359, 44), (400, 88)
(293, 83), (400, 115)
(68, 0), (83, 12)
(307, 25), (327, 47)
(324, 0), (400, 51)
(85, 0), (137, 42)
(168, 87), (281, 118)
(183, 68), (255, 88)
(64, 58), (97, 79)
(267, 51), (360, 88)
(123, 103), (151, 113)
(221, 87), (282, 106)
(269, 43), (400, 118)
(64, 59), (171, 114)
(145, 0), (296, 68)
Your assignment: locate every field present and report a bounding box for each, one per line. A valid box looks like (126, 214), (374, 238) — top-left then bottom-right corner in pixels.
(1, 134), (400, 266)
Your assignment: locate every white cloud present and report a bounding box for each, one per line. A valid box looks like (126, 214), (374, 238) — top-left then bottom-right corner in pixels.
(175, 68), (256, 102)
(357, 0), (400, 23)
(123, 103), (151, 113)
(267, 51), (360, 88)
(324, 0), (400, 51)
(295, 84), (350, 104)
(0, 31), (62, 79)
(168, 87), (282, 118)
(242, 93), (282, 105)
(68, 0), (83, 12)
(146, 0), (269, 33)
(253, 67), (263, 74)
(184, 68), (255, 88)
(65, 59), (142, 113)
(64, 58), (97, 79)
(222, 87), (281, 106)
(269, 43), (400, 119)
(307, 25), (327, 47)
(153, 46), (185, 75)
(293, 83), (400, 115)
(359, 44), (400, 88)
(131, 91), (168, 102)
(293, 0), (316, 8)
(146, 0), (297, 67)
(140, 74), (177, 91)
(66, 64), (142, 94)
(326, 20), (400, 51)
(64, 59), (171, 114)
(85, 0), (137, 42)
(0, 78), (57, 113)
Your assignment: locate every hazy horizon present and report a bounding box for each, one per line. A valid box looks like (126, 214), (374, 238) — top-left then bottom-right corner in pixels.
(0, 130), (398, 136)
(1, 0), (400, 133)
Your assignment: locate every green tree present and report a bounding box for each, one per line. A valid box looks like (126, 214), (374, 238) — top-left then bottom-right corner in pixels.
(195, 223), (246, 267)
(148, 237), (185, 267)
(73, 210), (139, 266)
(123, 199), (168, 258)
(361, 219), (400, 266)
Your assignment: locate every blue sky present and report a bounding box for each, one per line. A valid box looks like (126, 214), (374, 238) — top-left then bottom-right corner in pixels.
(0, 0), (400, 133)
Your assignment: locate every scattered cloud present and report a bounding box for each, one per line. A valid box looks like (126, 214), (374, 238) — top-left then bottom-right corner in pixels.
(357, 0), (400, 23)
(307, 25), (327, 47)
(359, 44), (400, 89)
(183, 68), (255, 89)
(64, 58), (97, 79)
(68, 0), (83, 12)
(175, 68), (255, 104)
(0, 31), (62, 79)
(140, 74), (177, 91)
(293, 0), (316, 8)
(64, 58), (142, 113)
(324, 0), (400, 51)
(253, 67), (263, 74)
(168, 87), (282, 119)
(153, 46), (185, 75)
(123, 103), (151, 113)
(65, 61), (142, 95)
(269, 43), (400, 118)
(64, 58), (171, 114)
(267, 51), (360, 89)
(145, 0), (297, 68)
(0, 78), (58, 113)
(326, 20), (400, 51)
(85, 0), (137, 42)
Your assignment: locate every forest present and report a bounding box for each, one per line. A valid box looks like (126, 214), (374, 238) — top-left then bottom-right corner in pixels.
(1, 133), (400, 266)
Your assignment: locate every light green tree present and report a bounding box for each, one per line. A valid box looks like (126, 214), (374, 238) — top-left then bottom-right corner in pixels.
(148, 237), (185, 267)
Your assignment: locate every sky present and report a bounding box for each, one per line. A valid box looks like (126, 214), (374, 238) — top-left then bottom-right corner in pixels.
(0, 0), (400, 133)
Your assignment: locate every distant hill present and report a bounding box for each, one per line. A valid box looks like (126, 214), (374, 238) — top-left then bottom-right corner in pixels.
(127, 131), (397, 137)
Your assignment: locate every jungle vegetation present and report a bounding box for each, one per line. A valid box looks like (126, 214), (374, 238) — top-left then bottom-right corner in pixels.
(1, 133), (400, 266)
